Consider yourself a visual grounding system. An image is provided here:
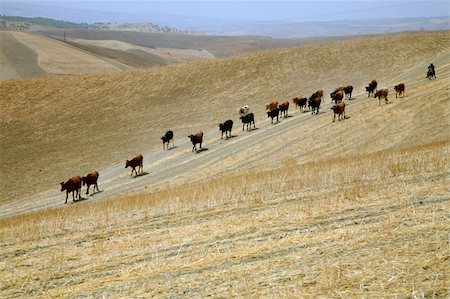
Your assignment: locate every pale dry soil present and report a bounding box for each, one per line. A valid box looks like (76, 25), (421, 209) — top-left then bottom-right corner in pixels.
(0, 31), (123, 79)
(0, 31), (449, 298)
(1, 32), (448, 208)
(1, 44), (448, 218)
(69, 38), (216, 62)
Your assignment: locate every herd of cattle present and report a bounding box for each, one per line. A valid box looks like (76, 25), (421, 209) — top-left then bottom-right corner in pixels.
(60, 79), (408, 203)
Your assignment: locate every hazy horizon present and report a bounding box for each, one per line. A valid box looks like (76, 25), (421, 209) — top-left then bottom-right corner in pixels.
(2, 1), (449, 24)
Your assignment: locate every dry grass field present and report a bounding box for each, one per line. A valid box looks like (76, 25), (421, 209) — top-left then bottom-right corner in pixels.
(36, 28), (347, 58)
(1, 30), (332, 80)
(0, 31), (449, 297)
(0, 31), (124, 79)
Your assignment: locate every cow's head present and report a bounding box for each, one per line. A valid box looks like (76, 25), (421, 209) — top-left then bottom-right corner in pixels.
(60, 182), (66, 191)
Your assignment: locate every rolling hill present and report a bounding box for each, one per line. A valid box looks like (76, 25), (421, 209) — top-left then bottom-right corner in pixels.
(0, 31), (449, 297)
(0, 30), (346, 81)
(0, 31), (124, 80)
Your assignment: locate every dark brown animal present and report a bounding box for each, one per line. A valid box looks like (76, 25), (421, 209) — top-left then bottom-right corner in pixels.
(332, 86), (345, 93)
(267, 107), (280, 123)
(366, 80), (378, 97)
(394, 83), (405, 98)
(278, 101), (289, 117)
(330, 89), (344, 104)
(374, 89), (389, 105)
(292, 97), (307, 112)
(219, 120), (233, 139)
(308, 92), (322, 115)
(82, 171), (99, 195)
(188, 131), (204, 152)
(331, 102), (346, 122)
(240, 113), (255, 131)
(125, 154), (143, 176)
(311, 89), (324, 101)
(344, 85), (353, 99)
(60, 176), (82, 204)
(161, 130), (174, 150)
(266, 101), (278, 111)
(427, 63), (436, 79)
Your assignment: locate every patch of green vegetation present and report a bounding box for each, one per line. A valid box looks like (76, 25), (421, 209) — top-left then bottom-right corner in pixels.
(0, 15), (88, 28)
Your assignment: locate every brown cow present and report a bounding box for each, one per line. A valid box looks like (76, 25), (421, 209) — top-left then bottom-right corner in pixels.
(311, 89), (324, 101)
(308, 96), (321, 115)
(266, 101), (278, 111)
(82, 171), (99, 195)
(188, 131), (204, 152)
(125, 154), (143, 176)
(331, 102), (346, 122)
(60, 176), (82, 204)
(394, 83), (405, 98)
(330, 89), (344, 104)
(374, 89), (389, 105)
(278, 101), (289, 117)
(292, 97), (307, 112)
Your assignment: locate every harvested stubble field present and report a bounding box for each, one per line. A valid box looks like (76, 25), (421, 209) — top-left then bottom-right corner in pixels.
(0, 31), (449, 297)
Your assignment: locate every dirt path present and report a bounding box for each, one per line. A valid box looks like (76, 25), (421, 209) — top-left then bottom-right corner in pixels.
(1, 50), (448, 219)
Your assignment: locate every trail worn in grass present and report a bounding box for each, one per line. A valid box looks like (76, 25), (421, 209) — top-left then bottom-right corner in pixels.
(0, 31), (449, 298)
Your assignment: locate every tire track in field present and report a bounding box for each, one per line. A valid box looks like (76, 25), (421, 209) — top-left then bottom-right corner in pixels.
(1, 51), (448, 219)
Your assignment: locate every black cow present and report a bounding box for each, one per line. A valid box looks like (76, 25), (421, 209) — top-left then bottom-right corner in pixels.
(161, 130), (174, 150)
(240, 113), (255, 131)
(219, 120), (233, 139)
(267, 107), (280, 123)
(344, 85), (353, 99)
(366, 80), (377, 97)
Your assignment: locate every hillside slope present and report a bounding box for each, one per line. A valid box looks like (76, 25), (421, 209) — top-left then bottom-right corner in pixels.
(1, 31), (448, 205)
(0, 31), (124, 80)
(0, 31), (449, 298)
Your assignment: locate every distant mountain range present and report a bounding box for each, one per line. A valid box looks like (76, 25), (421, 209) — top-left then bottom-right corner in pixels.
(1, 1), (448, 38)
(202, 17), (449, 38)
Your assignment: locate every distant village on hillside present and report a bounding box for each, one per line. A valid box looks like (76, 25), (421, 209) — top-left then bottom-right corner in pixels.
(0, 15), (192, 34)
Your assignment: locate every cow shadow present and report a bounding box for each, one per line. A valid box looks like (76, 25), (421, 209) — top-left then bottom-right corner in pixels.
(89, 190), (103, 196)
(133, 172), (149, 178)
(195, 147), (209, 153)
(344, 116), (351, 120)
(224, 135), (238, 140)
(73, 196), (89, 203)
(167, 145), (178, 151)
(243, 127), (259, 132)
(284, 115), (294, 118)
(310, 111), (326, 115)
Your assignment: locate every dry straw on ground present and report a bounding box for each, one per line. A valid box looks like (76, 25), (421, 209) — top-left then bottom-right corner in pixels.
(0, 31), (449, 297)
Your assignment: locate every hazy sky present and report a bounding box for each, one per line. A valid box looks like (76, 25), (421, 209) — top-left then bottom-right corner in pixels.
(2, 1), (449, 23)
